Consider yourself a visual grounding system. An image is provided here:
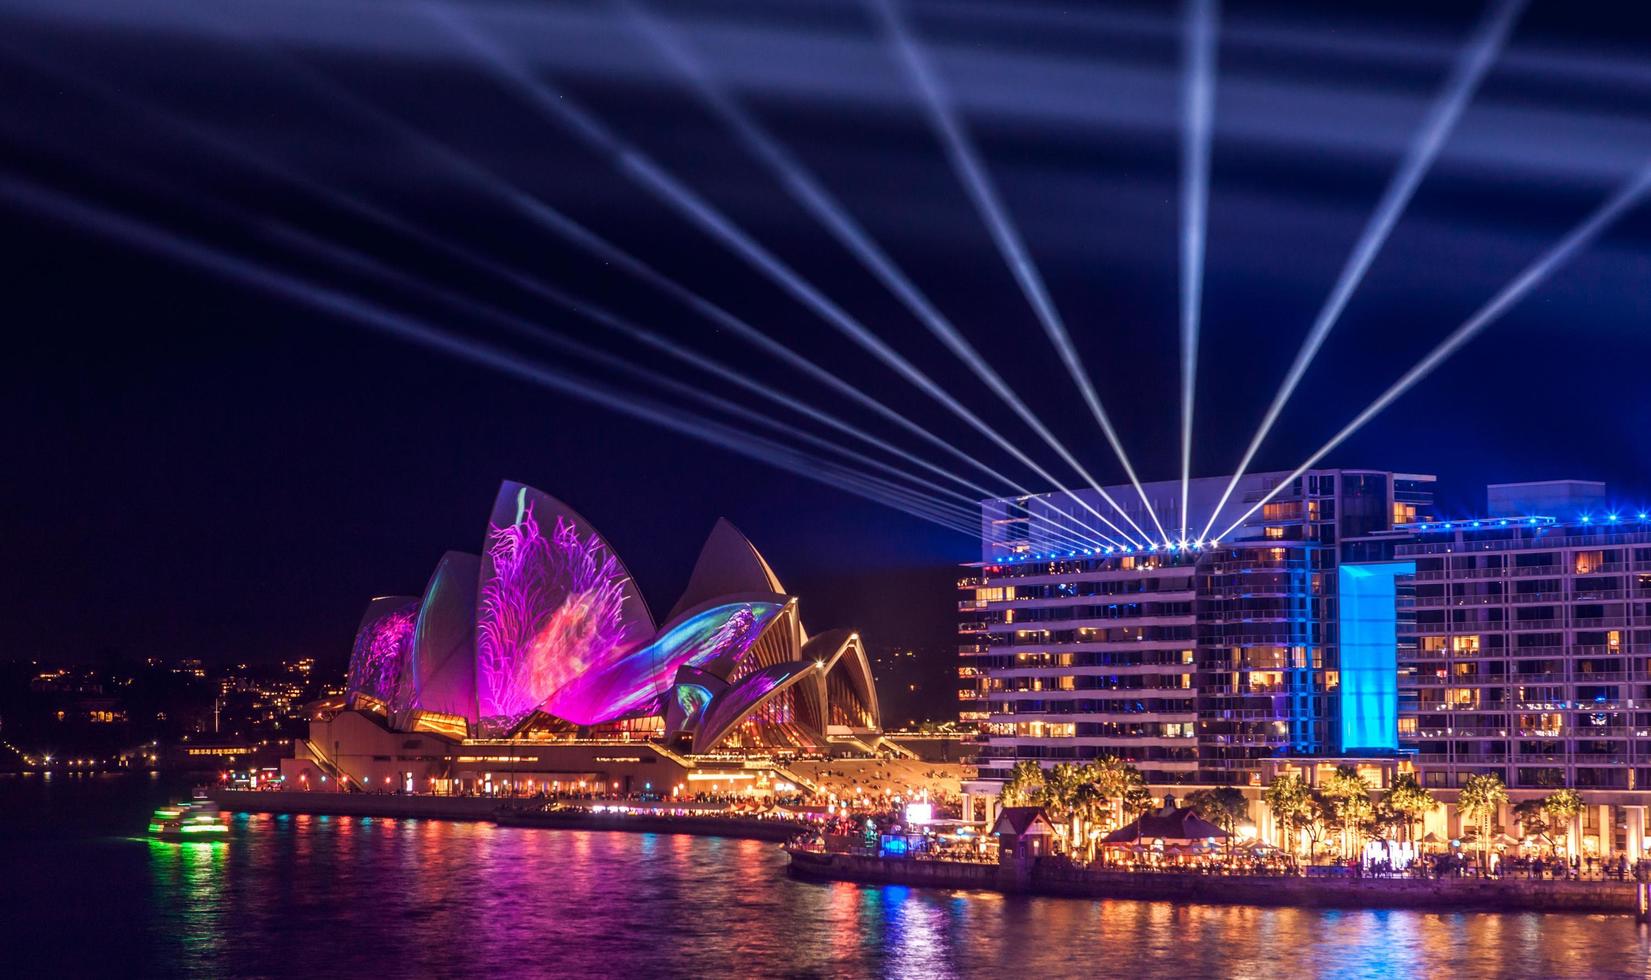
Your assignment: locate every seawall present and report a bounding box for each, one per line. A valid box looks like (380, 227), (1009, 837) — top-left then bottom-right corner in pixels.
(787, 851), (1640, 914)
(212, 790), (500, 820)
(496, 810), (804, 841)
(212, 790), (805, 841)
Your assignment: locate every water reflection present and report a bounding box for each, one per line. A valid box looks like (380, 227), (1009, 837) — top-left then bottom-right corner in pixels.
(134, 820), (1651, 978)
(3, 777), (1649, 978)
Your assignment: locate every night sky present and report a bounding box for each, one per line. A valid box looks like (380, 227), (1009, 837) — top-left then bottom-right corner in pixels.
(4, 0), (1651, 673)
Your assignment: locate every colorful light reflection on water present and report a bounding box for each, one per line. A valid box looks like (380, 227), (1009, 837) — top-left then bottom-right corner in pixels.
(4, 776), (1651, 978)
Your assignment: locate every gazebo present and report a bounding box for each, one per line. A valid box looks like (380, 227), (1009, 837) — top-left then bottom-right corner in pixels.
(991, 806), (1058, 860)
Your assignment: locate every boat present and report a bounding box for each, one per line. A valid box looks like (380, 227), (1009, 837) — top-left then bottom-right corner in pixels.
(148, 801), (230, 842)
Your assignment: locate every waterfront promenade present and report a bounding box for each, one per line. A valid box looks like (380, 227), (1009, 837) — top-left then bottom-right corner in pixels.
(785, 848), (1642, 914)
(211, 789), (807, 841)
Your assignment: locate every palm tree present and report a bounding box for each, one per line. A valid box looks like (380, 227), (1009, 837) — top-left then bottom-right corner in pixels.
(1383, 772), (1438, 846)
(1071, 781), (1112, 862)
(999, 760), (1045, 808)
(1263, 773), (1310, 860)
(1088, 755), (1145, 832)
(1043, 762), (1086, 846)
(1542, 788), (1584, 856)
(1458, 773), (1509, 871)
(1322, 765), (1374, 859)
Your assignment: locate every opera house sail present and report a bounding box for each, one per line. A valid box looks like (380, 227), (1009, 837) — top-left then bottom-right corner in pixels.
(329, 481), (883, 758)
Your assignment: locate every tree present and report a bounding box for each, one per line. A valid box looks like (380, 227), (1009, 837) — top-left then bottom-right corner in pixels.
(1086, 756), (1148, 832)
(1383, 772), (1437, 845)
(1264, 773), (1311, 859)
(1322, 765), (1374, 859)
(1042, 763), (1087, 846)
(1512, 799), (1551, 852)
(999, 760), (1045, 808)
(1543, 788), (1584, 855)
(1458, 773), (1509, 870)
(1071, 781), (1112, 862)
(1300, 791), (1331, 862)
(1122, 784), (1155, 820)
(1185, 786), (1248, 858)
(1184, 787), (1248, 834)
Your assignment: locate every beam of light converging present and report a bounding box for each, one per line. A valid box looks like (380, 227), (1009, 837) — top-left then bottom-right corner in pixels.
(0, 173), (989, 540)
(327, 238), (1090, 541)
(509, 192), (1119, 551)
(0, 37), (1085, 550)
(258, 220), (1011, 538)
(1197, 0), (1527, 543)
(582, 315), (1100, 551)
(1178, 0), (1218, 546)
(425, 2), (1146, 550)
(866, 0), (1169, 548)
(1214, 160), (1651, 544)
(17, 31), (1085, 550)
(190, 11), (1124, 551)
(618, 0), (1145, 549)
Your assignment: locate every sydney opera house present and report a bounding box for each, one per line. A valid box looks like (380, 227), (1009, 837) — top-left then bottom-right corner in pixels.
(284, 482), (886, 796)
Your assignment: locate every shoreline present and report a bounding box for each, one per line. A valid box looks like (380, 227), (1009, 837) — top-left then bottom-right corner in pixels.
(210, 791), (1640, 915)
(210, 789), (804, 841)
(785, 849), (1643, 915)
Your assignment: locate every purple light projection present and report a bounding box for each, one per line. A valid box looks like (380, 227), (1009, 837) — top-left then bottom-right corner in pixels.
(476, 503), (640, 734)
(692, 659), (816, 753)
(545, 601), (782, 726)
(348, 599), (419, 704)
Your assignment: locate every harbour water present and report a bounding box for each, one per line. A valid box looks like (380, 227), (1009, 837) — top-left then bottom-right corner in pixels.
(4, 774), (1650, 978)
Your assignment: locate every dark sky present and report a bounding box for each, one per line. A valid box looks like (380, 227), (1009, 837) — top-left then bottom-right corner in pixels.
(4, 0), (1651, 672)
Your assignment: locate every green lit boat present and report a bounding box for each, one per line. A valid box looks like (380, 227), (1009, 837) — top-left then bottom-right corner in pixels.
(148, 802), (229, 842)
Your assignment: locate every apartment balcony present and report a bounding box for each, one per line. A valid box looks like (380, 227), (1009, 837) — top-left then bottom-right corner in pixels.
(1574, 616), (1647, 629)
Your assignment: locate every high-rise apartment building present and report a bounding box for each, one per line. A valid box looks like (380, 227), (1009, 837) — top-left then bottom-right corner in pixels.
(1385, 482), (1651, 792)
(960, 468), (1435, 793)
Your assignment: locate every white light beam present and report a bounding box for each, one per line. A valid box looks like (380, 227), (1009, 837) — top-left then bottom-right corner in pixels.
(1215, 161), (1651, 543)
(1198, 0), (1527, 542)
(428, 2), (1144, 547)
(868, 0), (1169, 547)
(622, 0), (1155, 549)
(1179, 0), (1219, 546)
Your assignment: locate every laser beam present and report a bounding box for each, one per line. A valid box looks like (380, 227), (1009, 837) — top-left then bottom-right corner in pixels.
(1198, 0), (1527, 542)
(1214, 160), (1651, 543)
(9, 34), (1066, 546)
(867, 0), (1169, 547)
(0, 172), (987, 539)
(261, 219), (1016, 536)
(620, 0), (1150, 547)
(1178, 0), (1219, 546)
(426, 1), (1146, 548)
(199, 5), (1125, 548)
